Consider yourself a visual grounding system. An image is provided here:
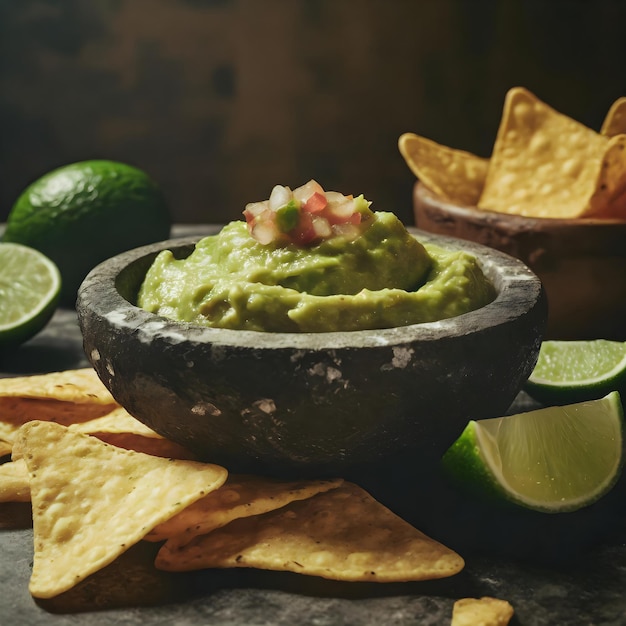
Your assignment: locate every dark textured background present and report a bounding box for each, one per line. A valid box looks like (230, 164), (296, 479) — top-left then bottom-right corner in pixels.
(1, 0), (625, 225)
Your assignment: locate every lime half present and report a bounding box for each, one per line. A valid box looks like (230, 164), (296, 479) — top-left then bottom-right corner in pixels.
(525, 340), (626, 404)
(0, 242), (61, 348)
(442, 392), (624, 513)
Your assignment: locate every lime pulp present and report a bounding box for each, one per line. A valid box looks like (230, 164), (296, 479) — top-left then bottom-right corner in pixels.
(442, 392), (624, 513)
(0, 242), (61, 348)
(525, 340), (626, 404)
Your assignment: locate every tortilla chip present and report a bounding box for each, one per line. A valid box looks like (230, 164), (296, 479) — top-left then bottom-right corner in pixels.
(8, 409), (192, 463)
(146, 475), (344, 543)
(0, 397), (118, 444)
(17, 420), (228, 598)
(452, 596), (514, 626)
(5, 433), (195, 505)
(0, 459), (30, 502)
(478, 87), (614, 218)
(586, 133), (626, 218)
(399, 132), (488, 205)
(0, 368), (114, 404)
(69, 407), (197, 459)
(601, 97), (626, 137)
(67, 406), (159, 438)
(156, 482), (464, 582)
(91, 432), (197, 459)
(0, 439), (12, 457)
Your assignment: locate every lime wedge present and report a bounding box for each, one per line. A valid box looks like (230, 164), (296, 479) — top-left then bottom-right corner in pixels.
(525, 340), (626, 404)
(442, 392), (624, 513)
(0, 242), (61, 348)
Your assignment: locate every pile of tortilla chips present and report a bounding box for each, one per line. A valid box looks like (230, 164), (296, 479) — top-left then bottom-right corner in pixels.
(0, 368), (469, 604)
(399, 87), (626, 219)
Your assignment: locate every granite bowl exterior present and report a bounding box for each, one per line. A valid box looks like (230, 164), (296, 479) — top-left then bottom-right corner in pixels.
(76, 230), (546, 477)
(414, 182), (626, 340)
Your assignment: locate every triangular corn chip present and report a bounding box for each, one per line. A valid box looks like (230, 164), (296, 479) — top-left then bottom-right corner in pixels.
(156, 482), (464, 582)
(5, 432), (195, 505)
(17, 420), (228, 598)
(0, 398), (118, 445)
(478, 87), (616, 218)
(399, 132), (488, 205)
(68, 406), (160, 437)
(68, 407), (197, 459)
(11, 423), (187, 464)
(586, 133), (626, 218)
(0, 368), (114, 403)
(0, 439), (12, 457)
(601, 97), (626, 137)
(89, 432), (197, 459)
(0, 459), (30, 502)
(146, 475), (344, 543)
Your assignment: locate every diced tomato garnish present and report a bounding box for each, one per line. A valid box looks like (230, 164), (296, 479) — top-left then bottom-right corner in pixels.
(290, 210), (316, 245)
(244, 180), (366, 246)
(303, 191), (328, 214)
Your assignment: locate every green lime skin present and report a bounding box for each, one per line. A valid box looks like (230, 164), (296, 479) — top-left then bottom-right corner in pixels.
(3, 160), (171, 302)
(441, 421), (513, 506)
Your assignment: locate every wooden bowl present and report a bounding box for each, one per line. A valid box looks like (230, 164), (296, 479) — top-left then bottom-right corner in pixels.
(76, 231), (546, 478)
(414, 182), (626, 340)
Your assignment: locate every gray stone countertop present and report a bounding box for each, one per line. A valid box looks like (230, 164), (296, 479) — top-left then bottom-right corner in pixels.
(1, 225), (626, 625)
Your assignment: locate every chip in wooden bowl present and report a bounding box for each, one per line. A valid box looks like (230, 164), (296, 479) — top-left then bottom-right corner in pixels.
(478, 87), (626, 219)
(398, 133), (488, 206)
(602, 96), (626, 137)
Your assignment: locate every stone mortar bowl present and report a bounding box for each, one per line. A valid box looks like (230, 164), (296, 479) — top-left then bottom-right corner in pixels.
(414, 182), (626, 341)
(76, 229), (546, 479)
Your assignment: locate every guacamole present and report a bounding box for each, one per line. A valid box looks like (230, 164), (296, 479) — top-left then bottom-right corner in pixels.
(137, 211), (495, 333)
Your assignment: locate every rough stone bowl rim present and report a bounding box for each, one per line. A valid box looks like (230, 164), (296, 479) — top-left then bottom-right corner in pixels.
(77, 226), (543, 351)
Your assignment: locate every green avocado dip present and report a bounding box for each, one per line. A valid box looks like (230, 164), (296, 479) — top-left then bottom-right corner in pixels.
(137, 203), (495, 333)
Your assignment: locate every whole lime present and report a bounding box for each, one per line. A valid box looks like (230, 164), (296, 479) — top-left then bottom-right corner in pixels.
(3, 160), (171, 302)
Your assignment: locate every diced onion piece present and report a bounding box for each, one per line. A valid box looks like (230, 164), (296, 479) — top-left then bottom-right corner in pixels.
(268, 185), (292, 211)
(332, 222), (361, 240)
(243, 201), (268, 221)
(312, 215), (332, 239)
(326, 197), (355, 223)
(251, 219), (279, 245)
(293, 179), (325, 204)
(324, 191), (346, 204)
